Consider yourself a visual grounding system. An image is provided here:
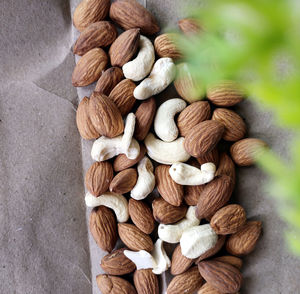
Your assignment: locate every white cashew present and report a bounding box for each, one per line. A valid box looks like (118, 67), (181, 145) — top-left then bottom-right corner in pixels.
(122, 36), (155, 81)
(169, 162), (216, 185)
(158, 206), (200, 243)
(180, 224), (218, 259)
(144, 133), (190, 164)
(85, 192), (129, 223)
(121, 113), (136, 157)
(154, 98), (187, 142)
(134, 58), (176, 100)
(124, 239), (171, 275)
(131, 157), (155, 200)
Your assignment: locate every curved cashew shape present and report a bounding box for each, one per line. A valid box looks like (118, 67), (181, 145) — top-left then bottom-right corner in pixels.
(144, 133), (190, 164)
(122, 36), (155, 81)
(134, 58), (176, 100)
(180, 224), (218, 259)
(85, 192), (129, 223)
(121, 113), (136, 157)
(131, 157), (155, 200)
(169, 162), (216, 185)
(158, 206), (200, 243)
(124, 239), (171, 275)
(154, 98), (187, 142)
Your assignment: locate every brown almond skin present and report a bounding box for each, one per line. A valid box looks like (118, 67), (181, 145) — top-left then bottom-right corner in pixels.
(230, 138), (268, 166)
(178, 18), (201, 35)
(210, 204), (247, 235)
(226, 221), (262, 256)
(184, 120), (225, 157)
(198, 283), (236, 294)
(95, 67), (124, 95)
(85, 161), (114, 196)
(171, 244), (194, 275)
(96, 274), (137, 294)
(214, 256), (243, 270)
(196, 147), (219, 167)
(72, 48), (108, 87)
(109, 29), (140, 67)
(109, 79), (136, 116)
(196, 175), (234, 219)
(177, 101), (211, 137)
(155, 165), (184, 206)
(184, 184), (204, 205)
(134, 269), (159, 294)
(118, 223), (154, 252)
(113, 144), (146, 172)
(129, 199), (155, 234)
(215, 152), (236, 185)
(207, 80), (244, 107)
(89, 92), (124, 138)
(73, 0), (110, 32)
(100, 248), (136, 275)
(76, 97), (100, 140)
(90, 206), (117, 252)
(134, 98), (156, 141)
(212, 108), (246, 141)
(152, 197), (187, 224)
(154, 33), (182, 59)
(109, 0), (160, 35)
(198, 261), (242, 293)
(167, 266), (203, 294)
(73, 21), (117, 56)
(109, 168), (137, 194)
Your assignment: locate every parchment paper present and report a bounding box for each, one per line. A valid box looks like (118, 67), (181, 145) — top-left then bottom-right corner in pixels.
(1, 0), (299, 293)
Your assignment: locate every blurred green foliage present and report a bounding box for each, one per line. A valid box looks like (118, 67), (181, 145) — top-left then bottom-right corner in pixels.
(178, 0), (300, 254)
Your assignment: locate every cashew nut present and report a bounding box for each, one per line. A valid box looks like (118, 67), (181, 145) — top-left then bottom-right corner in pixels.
(124, 238), (171, 275)
(85, 192), (129, 223)
(121, 113), (136, 156)
(180, 224), (218, 259)
(144, 133), (190, 164)
(158, 206), (200, 243)
(154, 98), (187, 142)
(169, 162), (216, 185)
(122, 36), (155, 81)
(131, 157), (155, 200)
(134, 57), (176, 100)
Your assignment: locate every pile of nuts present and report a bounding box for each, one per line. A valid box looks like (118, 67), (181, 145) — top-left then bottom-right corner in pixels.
(72, 0), (267, 293)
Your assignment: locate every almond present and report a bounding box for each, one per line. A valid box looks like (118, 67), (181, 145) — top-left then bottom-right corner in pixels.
(210, 204), (246, 235)
(184, 184), (204, 205)
(76, 97), (100, 140)
(207, 80), (244, 107)
(129, 199), (155, 234)
(134, 98), (156, 141)
(109, 79), (136, 116)
(95, 67), (124, 95)
(109, 0), (160, 35)
(154, 33), (182, 59)
(85, 161), (114, 196)
(113, 144), (146, 172)
(96, 274), (137, 294)
(152, 197), (187, 224)
(198, 283), (238, 294)
(214, 256), (243, 270)
(171, 244), (194, 275)
(72, 48), (108, 87)
(178, 18), (201, 35)
(198, 260), (242, 293)
(212, 108), (246, 141)
(90, 206), (117, 252)
(230, 138), (268, 166)
(133, 269), (159, 294)
(118, 223), (154, 252)
(155, 165), (184, 206)
(196, 175), (234, 219)
(167, 266), (203, 294)
(100, 248), (136, 275)
(89, 92), (124, 138)
(226, 221), (262, 256)
(215, 152), (236, 185)
(73, 0), (110, 32)
(184, 120), (224, 157)
(177, 101), (211, 137)
(196, 147), (219, 167)
(73, 21), (117, 56)
(109, 29), (140, 67)
(109, 168), (137, 194)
